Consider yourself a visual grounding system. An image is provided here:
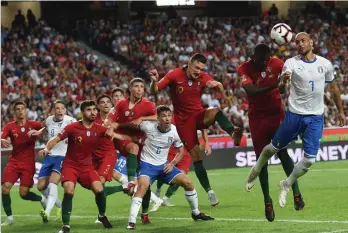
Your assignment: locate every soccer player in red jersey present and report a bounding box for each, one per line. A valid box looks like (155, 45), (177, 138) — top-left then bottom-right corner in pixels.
(1, 101), (46, 226)
(149, 53), (241, 206)
(111, 87), (125, 114)
(109, 78), (157, 223)
(238, 44), (304, 221)
(39, 100), (130, 233)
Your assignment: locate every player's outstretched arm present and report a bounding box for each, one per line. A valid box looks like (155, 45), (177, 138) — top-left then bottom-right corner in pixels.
(243, 82), (278, 97)
(39, 136), (61, 157)
(149, 69), (160, 94)
(27, 127), (46, 137)
(278, 72), (291, 94)
(328, 82), (346, 126)
(111, 132), (132, 141)
(201, 129), (212, 156)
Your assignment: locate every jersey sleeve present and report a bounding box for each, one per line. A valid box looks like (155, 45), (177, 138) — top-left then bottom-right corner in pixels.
(69, 117), (77, 123)
(325, 61), (335, 83)
(139, 121), (153, 133)
(32, 121), (43, 130)
(173, 128), (183, 149)
(57, 124), (71, 140)
(237, 64), (253, 86)
(1, 124), (10, 139)
(111, 101), (122, 121)
(201, 73), (214, 86)
(281, 58), (293, 76)
(147, 101), (157, 115)
(157, 70), (174, 90)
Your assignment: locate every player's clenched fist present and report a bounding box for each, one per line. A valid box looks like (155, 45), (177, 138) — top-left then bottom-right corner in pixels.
(38, 148), (50, 157)
(149, 69), (159, 82)
(281, 72), (291, 82)
(1, 139), (11, 148)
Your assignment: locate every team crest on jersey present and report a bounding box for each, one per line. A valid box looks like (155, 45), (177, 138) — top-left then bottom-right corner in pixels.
(261, 72), (266, 78)
(21, 127), (25, 132)
(188, 80), (193, 86)
(168, 137), (173, 143)
(87, 131), (91, 137)
(317, 66), (323, 74)
(125, 111), (130, 116)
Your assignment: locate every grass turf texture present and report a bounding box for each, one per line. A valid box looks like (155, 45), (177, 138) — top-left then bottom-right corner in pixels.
(1, 160), (348, 233)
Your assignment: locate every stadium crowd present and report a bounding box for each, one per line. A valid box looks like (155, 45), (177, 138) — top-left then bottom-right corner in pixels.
(1, 9), (348, 146)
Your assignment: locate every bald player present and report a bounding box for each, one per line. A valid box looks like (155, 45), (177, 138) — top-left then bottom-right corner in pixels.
(246, 32), (345, 208)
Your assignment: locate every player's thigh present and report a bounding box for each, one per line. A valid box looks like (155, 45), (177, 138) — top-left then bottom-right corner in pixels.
(51, 156), (65, 177)
(61, 166), (79, 189)
(169, 172), (193, 190)
(49, 171), (62, 185)
(160, 166), (183, 185)
(38, 155), (54, 179)
(176, 123), (199, 153)
(302, 114), (324, 157)
(79, 169), (101, 191)
(96, 155), (117, 182)
(201, 107), (220, 127)
(2, 162), (20, 186)
(37, 177), (49, 191)
(138, 161), (160, 186)
(135, 176), (150, 197)
(18, 164), (35, 188)
(272, 111), (302, 150)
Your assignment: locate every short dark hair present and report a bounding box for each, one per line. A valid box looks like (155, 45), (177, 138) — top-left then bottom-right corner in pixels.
(190, 53), (207, 64)
(80, 100), (96, 112)
(157, 105), (172, 115)
(53, 100), (65, 107)
(129, 78), (145, 87)
(96, 94), (111, 104)
(13, 101), (26, 110)
(254, 44), (271, 56)
(112, 87), (125, 95)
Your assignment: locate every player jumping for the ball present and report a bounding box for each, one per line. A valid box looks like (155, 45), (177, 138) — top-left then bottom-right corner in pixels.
(246, 32), (346, 208)
(150, 53), (243, 206)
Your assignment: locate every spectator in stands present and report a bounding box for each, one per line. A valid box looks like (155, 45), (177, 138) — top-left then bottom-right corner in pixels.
(268, 4), (279, 17)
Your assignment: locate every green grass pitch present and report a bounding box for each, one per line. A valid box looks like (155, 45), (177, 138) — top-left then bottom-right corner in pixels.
(1, 160), (348, 233)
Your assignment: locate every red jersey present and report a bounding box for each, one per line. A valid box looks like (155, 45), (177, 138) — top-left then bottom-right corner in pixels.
(93, 113), (116, 159)
(110, 98), (156, 137)
(1, 120), (42, 164)
(238, 57), (284, 118)
(57, 121), (108, 167)
(157, 67), (213, 125)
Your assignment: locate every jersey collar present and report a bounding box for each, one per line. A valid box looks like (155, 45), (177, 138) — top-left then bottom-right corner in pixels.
(157, 125), (171, 134)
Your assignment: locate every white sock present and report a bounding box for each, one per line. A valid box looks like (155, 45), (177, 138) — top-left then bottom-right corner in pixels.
(40, 188), (49, 198)
(119, 174), (128, 185)
(55, 198), (62, 208)
(163, 196), (169, 201)
(150, 192), (161, 203)
(128, 197), (142, 223)
(285, 157), (315, 186)
(184, 189), (200, 216)
(207, 190), (214, 195)
(46, 183), (59, 215)
(254, 144), (277, 173)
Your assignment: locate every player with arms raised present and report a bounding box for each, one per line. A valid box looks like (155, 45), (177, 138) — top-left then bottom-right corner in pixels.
(127, 106), (214, 230)
(150, 53), (242, 206)
(28, 100), (76, 223)
(246, 33), (345, 208)
(239, 44), (304, 221)
(39, 100), (131, 233)
(1, 101), (46, 226)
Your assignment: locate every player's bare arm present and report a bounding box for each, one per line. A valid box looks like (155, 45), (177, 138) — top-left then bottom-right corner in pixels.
(39, 136), (61, 157)
(27, 127), (46, 137)
(149, 69), (160, 94)
(328, 82), (346, 126)
(131, 114), (158, 127)
(278, 72), (291, 94)
(201, 129), (212, 156)
(164, 146), (184, 174)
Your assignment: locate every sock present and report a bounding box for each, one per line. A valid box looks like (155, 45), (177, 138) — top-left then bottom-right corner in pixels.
(258, 164), (272, 202)
(62, 193), (73, 226)
(215, 111), (234, 135)
(277, 149), (301, 196)
(20, 192), (42, 201)
(128, 197), (142, 224)
(95, 191), (106, 216)
(46, 182), (59, 216)
(156, 180), (164, 191)
(2, 193), (12, 216)
(55, 198), (62, 208)
(150, 192), (161, 203)
(193, 160), (211, 192)
(165, 184), (180, 198)
(104, 185), (124, 196)
(119, 174), (128, 185)
(285, 157), (315, 186)
(142, 189), (151, 214)
(40, 188), (49, 198)
(184, 189), (200, 216)
(126, 153), (137, 181)
(254, 144), (277, 173)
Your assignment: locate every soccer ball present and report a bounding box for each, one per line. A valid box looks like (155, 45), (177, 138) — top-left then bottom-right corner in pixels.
(270, 23), (293, 45)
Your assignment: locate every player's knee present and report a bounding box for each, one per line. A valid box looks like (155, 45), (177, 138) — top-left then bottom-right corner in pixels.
(127, 142), (139, 155)
(37, 180), (47, 191)
(2, 185), (11, 194)
(204, 107), (220, 125)
(182, 178), (194, 191)
(99, 176), (106, 184)
(63, 182), (75, 195)
(91, 182), (104, 193)
(19, 188), (29, 197)
(189, 146), (201, 161)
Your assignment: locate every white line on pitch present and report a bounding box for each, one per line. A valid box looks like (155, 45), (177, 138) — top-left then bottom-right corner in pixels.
(318, 229), (348, 233)
(9, 215), (348, 224)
